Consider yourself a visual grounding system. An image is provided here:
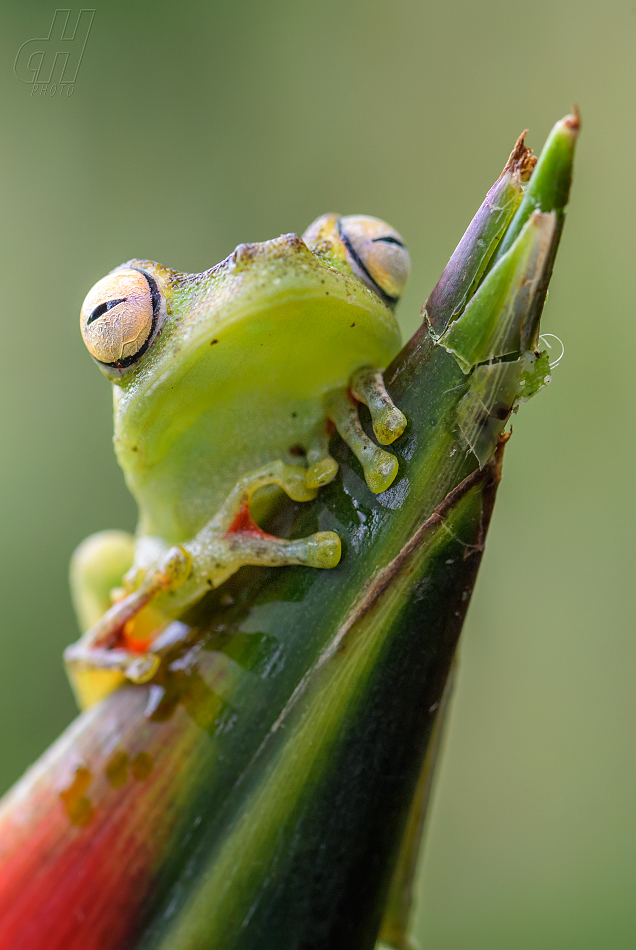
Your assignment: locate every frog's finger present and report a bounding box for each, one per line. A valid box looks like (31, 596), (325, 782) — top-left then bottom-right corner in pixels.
(305, 456), (339, 490)
(325, 387), (399, 494)
(64, 643), (160, 680)
(305, 421), (339, 490)
(350, 366), (407, 445)
(223, 530), (341, 570)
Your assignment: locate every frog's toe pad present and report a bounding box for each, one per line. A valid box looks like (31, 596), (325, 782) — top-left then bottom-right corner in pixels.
(306, 456), (339, 490)
(365, 449), (399, 494)
(325, 386), (400, 495)
(306, 531), (341, 568)
(126, 653), (161, 684)
(372, 405), (407, 446)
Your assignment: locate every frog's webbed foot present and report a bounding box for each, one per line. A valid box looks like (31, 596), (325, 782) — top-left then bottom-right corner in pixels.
(325, 366), (406, 494)
(67, 529), (150, 707)
(70, 530), (136, 633)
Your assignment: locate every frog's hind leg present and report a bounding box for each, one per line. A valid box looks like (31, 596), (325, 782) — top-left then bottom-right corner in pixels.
(65, 462), (341, 708)
(64, 541), (191, 708)
(67, 530), (142, 709)
(70, 530), (136, 633)
(325, 369), (406, 494)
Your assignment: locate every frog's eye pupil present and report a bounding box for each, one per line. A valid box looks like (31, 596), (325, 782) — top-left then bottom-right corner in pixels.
(87, 297), (127, 325)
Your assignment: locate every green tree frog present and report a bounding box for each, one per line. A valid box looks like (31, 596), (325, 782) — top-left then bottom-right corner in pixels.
(66, 214), (409, 708)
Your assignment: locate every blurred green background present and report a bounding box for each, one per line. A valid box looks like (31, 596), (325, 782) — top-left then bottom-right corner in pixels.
(0, 0), (633, 946)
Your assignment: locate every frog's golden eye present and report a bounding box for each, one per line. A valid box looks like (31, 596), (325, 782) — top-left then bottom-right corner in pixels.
(80, 268), (162, 370)
(337, 215), (410, 305)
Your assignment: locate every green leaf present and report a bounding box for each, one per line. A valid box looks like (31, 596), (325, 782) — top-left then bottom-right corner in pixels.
(496, 111), (579, 260)
(440, 210), (556, 372)
(425, 130), (534, 337)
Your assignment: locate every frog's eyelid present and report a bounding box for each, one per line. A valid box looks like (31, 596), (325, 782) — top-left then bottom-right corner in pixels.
(87, 297), (127, 325)
(134, 268), (161, 320)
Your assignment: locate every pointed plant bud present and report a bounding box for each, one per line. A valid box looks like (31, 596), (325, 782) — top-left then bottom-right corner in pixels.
(425, 132), (536, 337)
(496, 110), (579, 259)
(494, 110), (580, 345)
(440, 210), (556, 372)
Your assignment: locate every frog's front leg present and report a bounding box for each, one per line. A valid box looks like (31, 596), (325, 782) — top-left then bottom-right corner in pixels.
(178, 461), (341, 604)
(65, 462), (340, 705)
(325, 366), (407, 494)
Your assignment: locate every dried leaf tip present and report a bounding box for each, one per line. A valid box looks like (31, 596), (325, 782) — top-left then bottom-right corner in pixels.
(503, 131), (537, 183)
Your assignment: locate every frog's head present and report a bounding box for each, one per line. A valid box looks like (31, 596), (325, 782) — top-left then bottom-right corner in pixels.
(79, 214), (409, 389)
